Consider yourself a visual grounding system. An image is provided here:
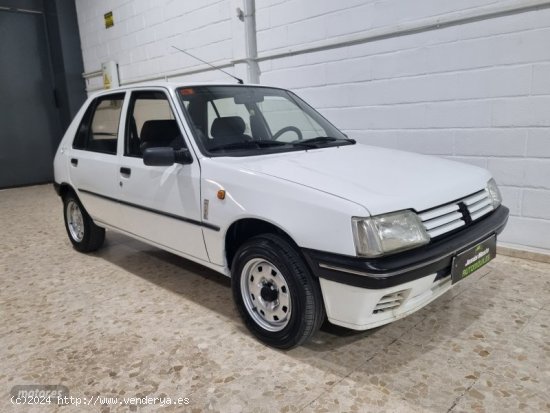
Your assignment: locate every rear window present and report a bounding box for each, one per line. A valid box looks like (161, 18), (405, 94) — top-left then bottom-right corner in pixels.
(73, 93), (125, 155)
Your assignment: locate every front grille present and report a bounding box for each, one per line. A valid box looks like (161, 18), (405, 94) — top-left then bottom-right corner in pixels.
(419, 189), (494, 239)
(463, 191), (493, 221)
(373, 290), (408, 313)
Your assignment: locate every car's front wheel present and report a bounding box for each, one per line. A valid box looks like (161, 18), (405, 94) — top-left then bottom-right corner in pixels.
(63, 192), (105, 252)
(231, 234), (325, 349)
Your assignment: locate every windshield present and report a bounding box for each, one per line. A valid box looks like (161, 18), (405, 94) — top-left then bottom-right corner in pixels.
(176, 86), (354, 156)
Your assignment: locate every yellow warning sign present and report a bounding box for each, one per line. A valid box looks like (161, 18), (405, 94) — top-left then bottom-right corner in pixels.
(103, 73), (111, 89)
(104, 11), (114, 29)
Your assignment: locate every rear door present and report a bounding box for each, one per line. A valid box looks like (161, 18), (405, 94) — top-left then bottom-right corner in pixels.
(69, 92), (126, 226)
(116, 89), (208, 261)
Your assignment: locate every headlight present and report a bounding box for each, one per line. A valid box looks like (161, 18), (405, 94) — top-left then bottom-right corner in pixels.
(352, 210), (430, 257)
(486, 178), (502, 209)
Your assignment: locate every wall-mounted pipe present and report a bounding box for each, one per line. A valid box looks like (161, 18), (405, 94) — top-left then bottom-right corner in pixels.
(255, 0), (550, 63)
(83, 0), (550, 89)
(242, 0), (260, 84)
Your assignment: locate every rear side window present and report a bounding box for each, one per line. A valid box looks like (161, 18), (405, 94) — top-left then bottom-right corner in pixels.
(73, 93), (125, 155)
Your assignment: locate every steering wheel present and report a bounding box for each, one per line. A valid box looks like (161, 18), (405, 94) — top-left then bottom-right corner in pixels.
(272, 126), (303, 141)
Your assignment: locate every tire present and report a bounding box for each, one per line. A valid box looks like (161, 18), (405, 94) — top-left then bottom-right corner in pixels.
(231, 234), (325, 349)
(63, 192), (105, 252)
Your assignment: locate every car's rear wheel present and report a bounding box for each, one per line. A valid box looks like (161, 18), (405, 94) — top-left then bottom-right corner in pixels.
(231, 234), (325, 349)
(63, 193), (105, 252)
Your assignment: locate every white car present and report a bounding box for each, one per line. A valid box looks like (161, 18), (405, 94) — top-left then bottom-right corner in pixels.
(53, 83), (509, 348)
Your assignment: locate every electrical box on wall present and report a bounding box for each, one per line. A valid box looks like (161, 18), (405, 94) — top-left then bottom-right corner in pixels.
(101, 61), (119, 89)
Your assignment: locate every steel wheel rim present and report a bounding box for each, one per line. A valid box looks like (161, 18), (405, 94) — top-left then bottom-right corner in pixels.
(66, 200), (84, 242)
(240, 258), (291, 332)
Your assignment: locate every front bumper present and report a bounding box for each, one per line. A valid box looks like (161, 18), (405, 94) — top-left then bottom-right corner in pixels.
(302, 205), (509, 330)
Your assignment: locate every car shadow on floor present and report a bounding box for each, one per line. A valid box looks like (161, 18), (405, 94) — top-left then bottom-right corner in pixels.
(98, 233), (234, 313)
(97, 232), (501, 362)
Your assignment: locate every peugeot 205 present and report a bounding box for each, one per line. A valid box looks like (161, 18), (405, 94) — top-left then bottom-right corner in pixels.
(53, 83), (509, 348)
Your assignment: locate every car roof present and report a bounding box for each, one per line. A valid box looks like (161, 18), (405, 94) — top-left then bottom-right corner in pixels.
(90, 81), (284, 97)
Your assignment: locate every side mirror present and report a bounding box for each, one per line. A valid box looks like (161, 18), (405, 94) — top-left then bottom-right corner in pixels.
(143, 147), (193, 166)
(175, 148), (193, 164)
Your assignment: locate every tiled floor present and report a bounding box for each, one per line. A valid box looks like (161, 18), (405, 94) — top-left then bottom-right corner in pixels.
(0, 185), (548, 412)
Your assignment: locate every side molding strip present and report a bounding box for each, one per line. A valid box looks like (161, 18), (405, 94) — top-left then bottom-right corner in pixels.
(78, 188), (220, 232)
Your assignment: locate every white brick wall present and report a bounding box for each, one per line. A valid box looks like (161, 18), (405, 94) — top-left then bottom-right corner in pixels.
(75, 0), (238, 88)
(256, 2), (550, 252)
(75, 0), (550, 253)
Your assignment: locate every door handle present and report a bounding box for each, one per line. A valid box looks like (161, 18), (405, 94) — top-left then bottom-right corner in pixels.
(70, 158), (78, 166)
(120, 167), (131, 177)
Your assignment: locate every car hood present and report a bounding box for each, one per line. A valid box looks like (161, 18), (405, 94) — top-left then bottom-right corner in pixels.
(226, 144), (491, 215)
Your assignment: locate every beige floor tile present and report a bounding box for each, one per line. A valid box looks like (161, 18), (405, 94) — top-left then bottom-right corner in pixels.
(451, 372), (550, 413)
(1, 185), (550, 413)
(301, 376), (427, 413)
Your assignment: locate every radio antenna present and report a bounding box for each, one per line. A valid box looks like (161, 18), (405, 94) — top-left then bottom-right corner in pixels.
(172, 46), (244, 84)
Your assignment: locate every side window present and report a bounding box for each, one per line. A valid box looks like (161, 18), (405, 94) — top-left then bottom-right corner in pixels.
(207, 98), (252, 140)
(258, 96), (325, 141)
(73, 93), (124, 154)
(125, 91), (183, 157)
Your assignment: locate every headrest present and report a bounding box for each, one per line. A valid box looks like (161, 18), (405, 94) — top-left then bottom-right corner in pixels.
(141, 119), (180, 143)
(211, 116), (246, 138)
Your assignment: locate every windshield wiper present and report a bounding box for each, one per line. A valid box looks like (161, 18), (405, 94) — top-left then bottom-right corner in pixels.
(291, 136), (356, 148)
(208, 139), (287, 152)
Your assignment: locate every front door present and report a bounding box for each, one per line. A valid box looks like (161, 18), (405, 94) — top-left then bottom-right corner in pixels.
(117, 89), (208, 262)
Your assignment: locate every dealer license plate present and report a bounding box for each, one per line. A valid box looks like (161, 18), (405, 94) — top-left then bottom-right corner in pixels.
(451, 235), (496, 284)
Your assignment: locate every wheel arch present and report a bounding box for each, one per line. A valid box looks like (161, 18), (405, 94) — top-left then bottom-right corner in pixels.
(225, 218), (299, 269)
(56, 182), (77, 199)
